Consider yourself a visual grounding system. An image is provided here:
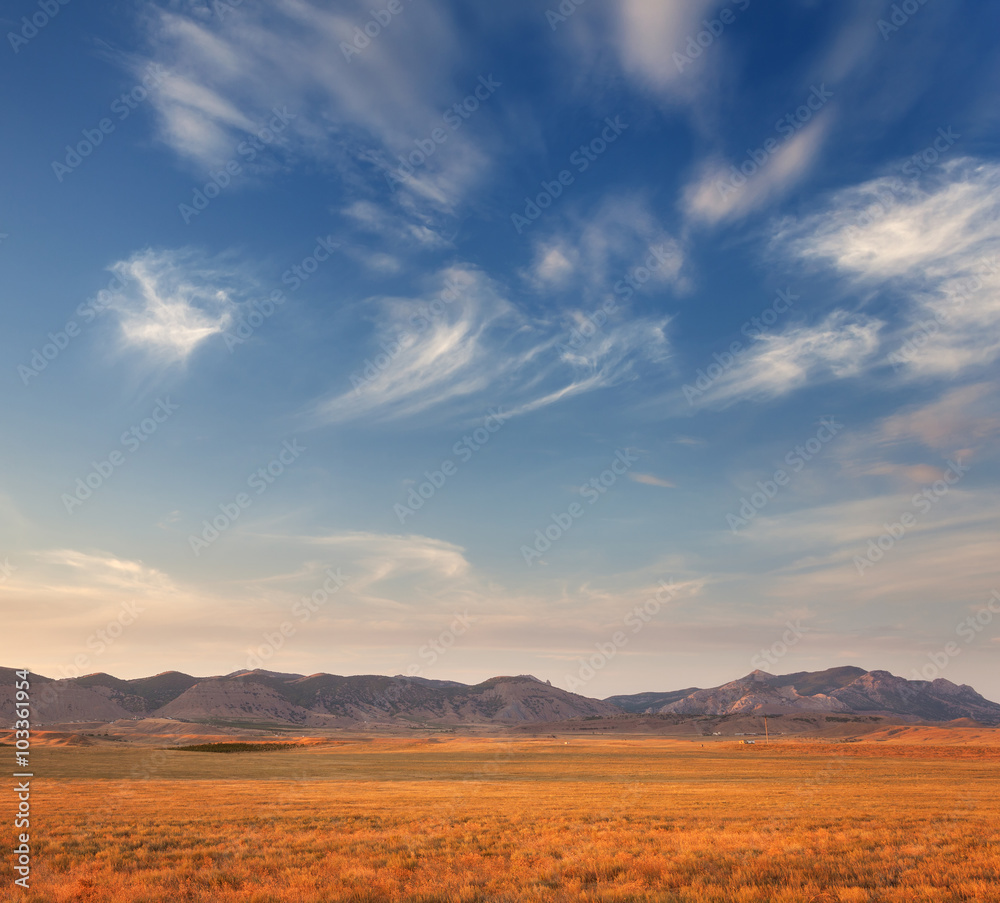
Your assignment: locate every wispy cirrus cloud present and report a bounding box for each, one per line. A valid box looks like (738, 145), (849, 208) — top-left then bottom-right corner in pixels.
(629, 473), (675, 488)
(281, 530), (471, 606)
(524, 194), (686, 296)
(775, 158), (1000, 378)
(614, 0), (723, 97)
(689, 309), (882, 408)
(315, 264), (670, 424)
(833, 381), (1000, 485)
(34, 548), (174, 595)
(869, 382), (1000, 458)
(341, 200), (452, 251)
(133, 0), (494, 217)
(106, 247), (252, 364)
(723, 488), (1000, 608)
(683, 115), (833, 225)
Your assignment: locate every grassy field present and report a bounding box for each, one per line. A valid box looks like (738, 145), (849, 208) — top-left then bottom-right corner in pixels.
(5, 737), (1000, 902)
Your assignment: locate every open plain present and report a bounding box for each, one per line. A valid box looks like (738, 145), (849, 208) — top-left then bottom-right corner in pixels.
(4, 730), (999, 902)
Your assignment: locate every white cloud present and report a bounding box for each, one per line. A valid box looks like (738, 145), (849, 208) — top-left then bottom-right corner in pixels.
(723, 488), (1000, 611)
(341, 200), (450, 250)
(532, 244), (576, 288)
(525, 195), (686, 296)
(683, 115), (833, 225)
(105, 248), (250, 363)
(831, 382), (1000, 486)
(691, 310), (882, 407)
(134, 0), (493, 217)
(507, 316), (671, 417)
(615, 0), (722, 96)
(34, 548), (174, 595)
(629, 473), (676, 488)
(316, 264), (670, 424)
(873, 382), (1000, 456)
(776, 158), (1000, 377)
(290, 531), (471, 598)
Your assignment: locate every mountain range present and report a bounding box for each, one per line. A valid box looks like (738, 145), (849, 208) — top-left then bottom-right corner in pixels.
(607, 667), (1000, 723)
(4, 665), (999, 728)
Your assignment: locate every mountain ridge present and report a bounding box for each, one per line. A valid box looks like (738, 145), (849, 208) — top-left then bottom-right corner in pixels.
(4, 665), (998, 726)
(609, 667), (1000, 723)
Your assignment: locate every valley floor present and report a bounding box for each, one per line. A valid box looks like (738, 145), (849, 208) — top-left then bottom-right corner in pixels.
(5, 738), (1000, 902)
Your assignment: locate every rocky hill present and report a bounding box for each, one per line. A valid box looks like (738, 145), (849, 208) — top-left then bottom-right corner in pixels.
(609, 667), (1000, 723)
(1, 669), (618, 727)
(3, 665), (998, 727)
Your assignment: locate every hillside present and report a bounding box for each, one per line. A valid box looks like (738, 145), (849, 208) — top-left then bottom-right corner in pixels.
(608, 667), (1000, 723)
(4, 665), (998, 727)
(2, 670), (618, 727)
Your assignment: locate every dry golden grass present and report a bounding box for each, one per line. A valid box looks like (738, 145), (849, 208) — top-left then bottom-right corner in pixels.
(5, 738), (999, 902)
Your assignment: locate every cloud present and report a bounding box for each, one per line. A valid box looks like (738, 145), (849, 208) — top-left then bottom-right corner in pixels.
(721, 488), (1000, 613)
(629, 473), (676, 488)
(690, 310), (882, 407)
(316, 264), (670, 424)
(683, 115), (833, 225)
(34, 548), (174, 595)
(531, 244), (576, 288)
(873, 382), (1000, 456)
(284, 531), (473, 609)
(341, 200), (451, 250)
(776, 158), (1000, 377)
(134, 0), (493, 216)
(832, 382), (1000, 486)
(858, 463), (949, 484)
(524, 194), (687, 297)
(614, 0), (724, 97)
(105, 248), (251, 364)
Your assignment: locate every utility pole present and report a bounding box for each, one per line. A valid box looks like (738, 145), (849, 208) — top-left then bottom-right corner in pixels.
(764, 716), (769, 745)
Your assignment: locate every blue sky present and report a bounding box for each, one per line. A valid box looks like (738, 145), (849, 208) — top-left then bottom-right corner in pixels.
(2, 0), (999, 699)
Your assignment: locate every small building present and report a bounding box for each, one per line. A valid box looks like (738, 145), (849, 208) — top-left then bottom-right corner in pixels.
(741, 739), (755, 744)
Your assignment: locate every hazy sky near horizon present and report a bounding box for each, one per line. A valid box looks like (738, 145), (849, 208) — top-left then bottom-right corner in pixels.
(2, 0), (999, 699)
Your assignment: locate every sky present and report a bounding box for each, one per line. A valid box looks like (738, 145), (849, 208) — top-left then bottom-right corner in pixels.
(2, 0), (999, 700)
